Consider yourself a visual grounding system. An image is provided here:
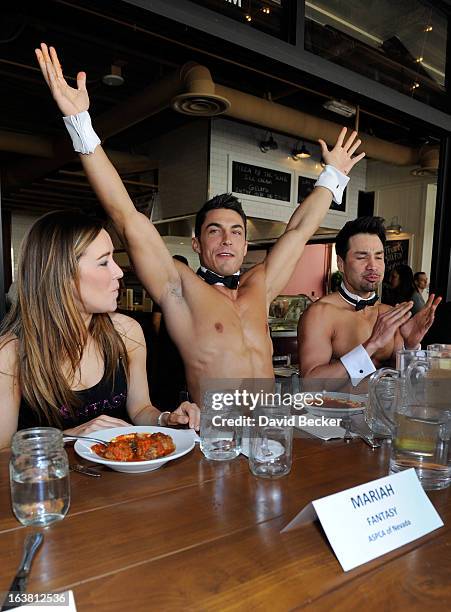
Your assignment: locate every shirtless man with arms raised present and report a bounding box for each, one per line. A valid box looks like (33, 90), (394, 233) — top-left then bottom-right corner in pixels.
(36, 43), (365, 403)
(298, 216), (440, 386)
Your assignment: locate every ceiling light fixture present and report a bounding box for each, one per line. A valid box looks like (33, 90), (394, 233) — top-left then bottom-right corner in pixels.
(291, 141), (311, 161)
(259, 132), (278, 153)
(102, 63), (124, 87)
(386, 216), (402, 234)
(323, 99), (356, 118)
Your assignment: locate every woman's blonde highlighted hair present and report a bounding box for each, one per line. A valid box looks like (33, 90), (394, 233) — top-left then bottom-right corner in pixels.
(1, 210), (128, 426)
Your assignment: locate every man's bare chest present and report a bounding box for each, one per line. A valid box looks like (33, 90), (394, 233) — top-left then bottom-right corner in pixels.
(331, 309), (377, 356)
(193, 296), (270, 347)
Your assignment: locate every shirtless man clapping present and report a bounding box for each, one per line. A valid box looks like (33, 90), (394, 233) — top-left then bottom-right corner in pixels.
(298, 217), (440, 386)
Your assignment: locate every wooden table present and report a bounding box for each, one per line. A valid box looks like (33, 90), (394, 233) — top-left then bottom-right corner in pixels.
(0, 436), (450, 611)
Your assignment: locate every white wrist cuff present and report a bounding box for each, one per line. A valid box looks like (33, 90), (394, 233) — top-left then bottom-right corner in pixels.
(314, 165), (350, 205)
(340, 344), (376, 386)
(157, 411), (170, 427)
(63, 110), (100, 154)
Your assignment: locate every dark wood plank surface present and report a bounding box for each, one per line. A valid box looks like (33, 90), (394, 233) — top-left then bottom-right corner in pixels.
(0, 436), (449, 611)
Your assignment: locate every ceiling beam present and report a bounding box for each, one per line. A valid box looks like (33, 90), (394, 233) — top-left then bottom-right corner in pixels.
(3, 67), (182, 191)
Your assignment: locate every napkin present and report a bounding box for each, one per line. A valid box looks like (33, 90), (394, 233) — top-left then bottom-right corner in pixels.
(293, 414), (357, 441)
(295, 422), (356, 441)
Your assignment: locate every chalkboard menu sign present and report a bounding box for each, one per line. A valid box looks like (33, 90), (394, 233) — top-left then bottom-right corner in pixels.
(298, 175), (347, 212)
(384, 239), (410, 280)
(232, 161), (291, 202)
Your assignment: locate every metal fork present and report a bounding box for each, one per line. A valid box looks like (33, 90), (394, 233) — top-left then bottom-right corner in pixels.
(69, 463), (102, 477)
(63, 435), (107, 446)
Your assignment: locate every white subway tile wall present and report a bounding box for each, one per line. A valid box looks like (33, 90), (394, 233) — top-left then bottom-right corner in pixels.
(209, 118), (367, 230)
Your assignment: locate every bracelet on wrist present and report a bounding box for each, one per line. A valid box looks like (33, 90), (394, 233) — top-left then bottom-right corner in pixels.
(157, 411), (170, 427)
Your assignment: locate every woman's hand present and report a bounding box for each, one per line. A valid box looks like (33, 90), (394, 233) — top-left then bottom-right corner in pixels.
(35, 43), (89, 116)
(64, 415), (130, 436)
(165, 402), (200, 431)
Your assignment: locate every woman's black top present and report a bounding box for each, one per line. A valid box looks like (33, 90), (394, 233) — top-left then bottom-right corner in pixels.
(18, 361), (129, 430)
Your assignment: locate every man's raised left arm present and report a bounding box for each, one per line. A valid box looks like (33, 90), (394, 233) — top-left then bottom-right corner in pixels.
(263, 128), (365, 304)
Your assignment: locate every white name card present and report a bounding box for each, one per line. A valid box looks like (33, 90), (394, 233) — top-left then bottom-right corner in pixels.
(281, 469), (444, 571)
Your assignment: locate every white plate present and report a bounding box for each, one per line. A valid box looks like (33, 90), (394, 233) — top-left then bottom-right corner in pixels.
(304, 392), (367, 418)
(74, 426), (195, 474)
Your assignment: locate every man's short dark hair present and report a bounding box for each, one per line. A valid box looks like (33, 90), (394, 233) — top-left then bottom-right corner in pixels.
(335, 216), (386, 261)
(195, 193), (247, 238)
(414, 271), (426, 282)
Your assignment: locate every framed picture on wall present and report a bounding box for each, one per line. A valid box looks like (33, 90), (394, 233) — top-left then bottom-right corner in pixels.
(297, 175), (347, 212)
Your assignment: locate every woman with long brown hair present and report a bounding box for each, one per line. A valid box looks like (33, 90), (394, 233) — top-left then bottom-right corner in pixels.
(0, 211), (199, 449)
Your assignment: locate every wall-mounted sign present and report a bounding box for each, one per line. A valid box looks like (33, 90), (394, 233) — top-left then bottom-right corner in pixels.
(298, 175), (347, 212)
(232, 161), (291, 202)
(384, 238), (410, 281)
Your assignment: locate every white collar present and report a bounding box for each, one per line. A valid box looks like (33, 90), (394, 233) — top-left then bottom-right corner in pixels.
(339, 281), (376, 305)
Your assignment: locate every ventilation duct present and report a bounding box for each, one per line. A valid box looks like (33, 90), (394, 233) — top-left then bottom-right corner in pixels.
(172, 63), (230, 116)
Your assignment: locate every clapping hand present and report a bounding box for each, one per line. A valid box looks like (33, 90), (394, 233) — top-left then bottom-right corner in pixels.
(35, 43), (89, 116)
(319, 127), (366, 175)
(400, 294), (442, 348)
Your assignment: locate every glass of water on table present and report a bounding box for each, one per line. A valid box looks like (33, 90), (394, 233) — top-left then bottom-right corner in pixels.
(10, 427), (70, 526)
(249, 403), (293, 479)
(200, 391), (242, 460)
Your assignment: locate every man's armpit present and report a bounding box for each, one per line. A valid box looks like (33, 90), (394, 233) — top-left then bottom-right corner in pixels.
(167, 279), (183, 300)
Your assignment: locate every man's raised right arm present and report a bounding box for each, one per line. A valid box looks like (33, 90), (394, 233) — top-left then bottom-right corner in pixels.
(35, 43), (178, 304)
(78, 147), (178, 304)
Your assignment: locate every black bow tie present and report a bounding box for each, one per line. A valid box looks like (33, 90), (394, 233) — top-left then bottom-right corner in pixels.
(196, 267), (240, 290)
(338, 285), (378, 310)
(355, 296), (379, 310)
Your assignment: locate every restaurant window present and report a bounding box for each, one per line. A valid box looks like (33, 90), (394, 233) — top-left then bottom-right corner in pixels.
(304, 1), (448, 112)
(189, 0), (294, 41)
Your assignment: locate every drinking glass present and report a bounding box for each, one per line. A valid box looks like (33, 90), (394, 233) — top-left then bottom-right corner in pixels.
(249, 404), (293, 479)
(10, 428), (70, 526)
(389, 357), (451, 490)
(366, 368), (399, 437)
(396, 349), (428, 374)
(200, 392), (242, 461)
(427, 344), (451, 367)
(390, 404), (451, 490)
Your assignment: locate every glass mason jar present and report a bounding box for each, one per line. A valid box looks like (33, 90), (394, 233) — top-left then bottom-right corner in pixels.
(10, 428), (70, 527)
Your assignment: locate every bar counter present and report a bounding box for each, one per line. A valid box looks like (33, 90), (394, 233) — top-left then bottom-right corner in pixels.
(0, 435), (450, 610)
